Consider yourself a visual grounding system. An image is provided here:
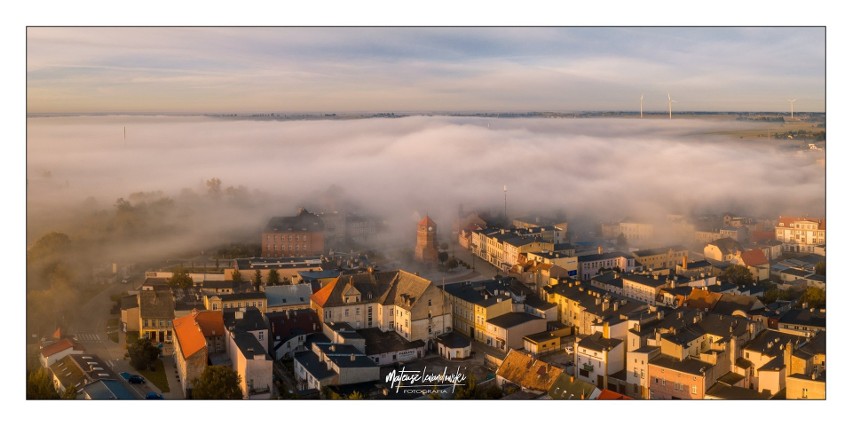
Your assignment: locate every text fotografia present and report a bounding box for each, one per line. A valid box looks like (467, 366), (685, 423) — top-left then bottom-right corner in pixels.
(385, 366), (467, 394)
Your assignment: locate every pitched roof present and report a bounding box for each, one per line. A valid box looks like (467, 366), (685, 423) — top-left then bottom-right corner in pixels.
(266, 209), (324, 233)
(496, 349), (563, 392)
(40, 338), (77, 358)
(740, 249), (769, 267)
(269, 309), (321, 345)
(173, 311), (221, 359)
(598, 389), (632, 400)
(708, 238), (743, 255)
(487, 312), (545, 329)
(777, 216), (825, 230)
(684, 288), (722, 310)
(265, 284), (313, 307)
(310, 269), (433, 309)
(138, 290), (175, 319)
(548, 372), (599, 400)
(418, 215), (436, 227)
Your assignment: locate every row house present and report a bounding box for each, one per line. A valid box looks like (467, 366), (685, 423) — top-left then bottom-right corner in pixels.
(775, 216), (825, 253)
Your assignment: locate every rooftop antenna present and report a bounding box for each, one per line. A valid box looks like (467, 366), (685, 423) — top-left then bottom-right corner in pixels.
(503, 184), (508, 221)
(640, 94), (644, 118)
(667, 93), (677, 120)
(788, 98), (797, 118)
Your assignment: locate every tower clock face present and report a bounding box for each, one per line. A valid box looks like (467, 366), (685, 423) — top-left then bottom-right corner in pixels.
(428, 226), (433, 231)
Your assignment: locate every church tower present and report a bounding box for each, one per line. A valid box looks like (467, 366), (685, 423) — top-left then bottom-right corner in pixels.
(414, 215), (439, 262)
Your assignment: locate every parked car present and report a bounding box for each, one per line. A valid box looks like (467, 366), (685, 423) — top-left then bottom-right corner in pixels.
(120, 371), (146, 384)
(145, 392), (164, 400)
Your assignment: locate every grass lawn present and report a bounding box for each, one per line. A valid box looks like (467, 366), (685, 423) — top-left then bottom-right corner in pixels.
(138, 359), (170, 393)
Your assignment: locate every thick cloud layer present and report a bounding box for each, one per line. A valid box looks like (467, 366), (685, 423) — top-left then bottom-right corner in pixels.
(27, 115), (825, 251)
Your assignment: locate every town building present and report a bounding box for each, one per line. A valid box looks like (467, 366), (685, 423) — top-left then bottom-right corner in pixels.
(262, 209), (325, 257)
(265, 284), (313, 312)
(310, 269), (452, 346)
(138, 289), (175, 343)
(631, 245), (689, 271)
(442, 279), (514, 344)
(775, 216), (826, 253)
(484, 312), (547, 352)
(576, 251), (636, 280)
(172, 309), (226, 398)
(268, 309), (321, 360)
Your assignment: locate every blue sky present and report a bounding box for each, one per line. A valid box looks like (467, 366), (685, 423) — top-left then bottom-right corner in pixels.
(26, 27), (825, 113)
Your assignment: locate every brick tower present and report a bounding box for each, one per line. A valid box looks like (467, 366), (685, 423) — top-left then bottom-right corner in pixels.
(414, 215), (439, 262)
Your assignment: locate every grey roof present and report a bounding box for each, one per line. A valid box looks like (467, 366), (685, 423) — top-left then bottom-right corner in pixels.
(436, 331), (472, 349)
(577, 332), (622, 352)
(524, 329), (566, 344)
(356, 328), (425, 355)
(683, 260), (712, 269)
(138, 290), (175, 319)
(706, 382), (771, 400)
(265, 284), (312, 307)
(235, 256), (325, 271)
(299, 270), (342, 280)
(315, 344), (378, 369)
(592, 272), (623, 289)
(232, 331), (271, 360)
(743, 329), (800, 358)
(735, 357), (753, 369)
(661, 326), (704, 346)
(621, 272), (674, 288)
(265, 209), (324, 233)
(120, 295), (138, 310)
(708, 238), (743, 255)
(216, 291), (266, 302)
(524, 295), (556, 311)
(717, 371), (745, 386)
(649, 354), (714, 375)
(757, 355), (785, 372)
(794, 332), (826, 359)
(294, 350), (336, 380)
(780, 268), (812, 278)
(224, 307), (268, 332)
(710, 294), (763, 316)
(487, 312), (545, 329)
(578, 252), (631, 262)
(779, 309), (826, 328)
(442, 279), (514, 308)
(696, 313), (753, 338)
(81, 379), (139, 400)
(633, 245), (687, 257)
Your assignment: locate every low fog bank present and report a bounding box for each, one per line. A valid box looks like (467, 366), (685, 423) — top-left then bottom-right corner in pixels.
(27, 115), (825, 254)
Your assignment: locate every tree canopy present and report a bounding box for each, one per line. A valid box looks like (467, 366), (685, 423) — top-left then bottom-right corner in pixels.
(168, 267), (193, 289)
(191, 365), (243, 399)
(128, 337), (161, 371)
(267, 269), (280, 285)
(231, 269), (243, 282)
(720, 265), (754, 286)
(27, 368), (59, 400)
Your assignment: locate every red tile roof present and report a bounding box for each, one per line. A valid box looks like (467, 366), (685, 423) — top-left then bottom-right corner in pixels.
(778, 216), (825, 230)
(310, 277), (337, 307)
(418, 215), (436, 227)
(40, 338), (76, 358)
(598, 389), (632, 400)
(173, 310), (223, 359)
(740, 249), (769, 267)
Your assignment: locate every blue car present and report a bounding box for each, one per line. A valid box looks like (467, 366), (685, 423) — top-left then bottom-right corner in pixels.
(120, 371), (146, 384)
(145, 392), (164, 400)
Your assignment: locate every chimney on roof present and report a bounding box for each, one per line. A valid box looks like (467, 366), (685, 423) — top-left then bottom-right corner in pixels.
(597, 246), (603, 255)
(330, 345), (336, 352)
(569, 375), (574, 383)
(350, 353), (356, 362)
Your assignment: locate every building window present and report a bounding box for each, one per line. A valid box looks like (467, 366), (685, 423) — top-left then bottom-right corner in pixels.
(428, 299), (432, 306)
(691, 385), (697, 395)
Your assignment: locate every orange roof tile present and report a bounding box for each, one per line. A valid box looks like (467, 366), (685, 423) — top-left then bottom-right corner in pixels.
(40, 338), (75, 358)
(598, 389), (632, 400)
(310, 277), (338, 307)
(740, 249), (769, 267)
(418, 215), (436, 227)
(173, 312), (207, 359)
(194, 310), (225, 337)
(496, 349), (564, 392)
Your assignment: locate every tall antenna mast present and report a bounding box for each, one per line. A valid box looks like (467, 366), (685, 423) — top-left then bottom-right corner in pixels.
(503, 184), (508, 221)
(788, 98), (798, 118)
(640, 94), (644, 118)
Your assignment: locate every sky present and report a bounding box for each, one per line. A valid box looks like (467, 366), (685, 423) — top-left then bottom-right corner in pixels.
(26, 27), (825, 114)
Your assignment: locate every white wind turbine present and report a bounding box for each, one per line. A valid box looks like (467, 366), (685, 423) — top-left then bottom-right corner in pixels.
(640, 94), (644, 118)
(788, 98), (797, 118)
(667, 92), (677, 119)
